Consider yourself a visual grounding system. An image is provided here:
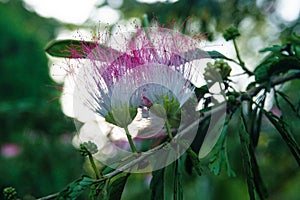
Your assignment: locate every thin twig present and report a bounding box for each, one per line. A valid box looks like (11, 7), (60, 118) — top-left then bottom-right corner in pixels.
(233, 39), (254, 76)
(88, 152), (101, 179)
(124, 126), (138, 153)
(36, 193), (59, 200)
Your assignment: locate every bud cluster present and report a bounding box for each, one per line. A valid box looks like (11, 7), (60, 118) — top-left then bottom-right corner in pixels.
(204, 60), (232, 82)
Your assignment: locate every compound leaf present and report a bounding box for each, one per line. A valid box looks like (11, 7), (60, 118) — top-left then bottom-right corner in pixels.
(57, 175), (94, 200)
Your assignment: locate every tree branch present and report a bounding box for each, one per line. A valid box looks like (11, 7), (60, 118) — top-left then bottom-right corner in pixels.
(248, 72), (300, 97)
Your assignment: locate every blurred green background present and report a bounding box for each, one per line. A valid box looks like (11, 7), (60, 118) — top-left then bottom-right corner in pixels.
(0, 0), (299, 199)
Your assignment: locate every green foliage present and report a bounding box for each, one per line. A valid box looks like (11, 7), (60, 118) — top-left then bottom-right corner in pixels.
(263, 110), (300, 166)
(108, 173), (130, 200)
(150, 169), (165, 200)
(185, 147), (202, 176)
(0, 133), (83, 199)
(45, 39), (97, 58)
(57, 176), (94, 200)
(45, 39), (121, 61)
(208, 115), (236, 177)
(275, 90), (299, 117)
(150, 160), (185, 200)
(173, 160), (183, 200)
(89, 180), (107, 200)
(88, 173), (129, 200)
(239, 114), (268, 200)
(0, 0), (73, 146)
(254, 42), (300, 83)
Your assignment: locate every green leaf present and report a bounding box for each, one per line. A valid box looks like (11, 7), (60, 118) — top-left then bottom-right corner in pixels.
(173, 160), (183, 200)
(186, 147), (202, 176)
(268, 56), (300, 75)
(207, 50), (228, 59)
(252, 107), (263, 147)
(254, 61), (271, 83)
(45, 39), (121, 61)
(209, 154), (222, 175)
(255, 44), (300, 83)
(194, 85), (209, 100)
(208, 114), (236, 177)
(276, 90), (299, 117)
(182, 48), (229, 61)
(240, 113), (268, 200)
(208, 126), (227, 176)
(198, 111), (226, 158)
(293, 44), (300, 59)
(263, 110), (300, 166)
(239, 116), (256, 200)
(89, 180), (106, 200)
(108, 173), (130, 200)
(150, 168), (165, 200)
(58, 176), (95, 200)
(250, 95), (266, 147)
(45, 39), (97, 58)
(259, 45), (282, 53)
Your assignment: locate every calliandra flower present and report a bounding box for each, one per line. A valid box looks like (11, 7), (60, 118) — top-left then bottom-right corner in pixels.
(74, 27), (203, 128)
(61, 24), (227, 172)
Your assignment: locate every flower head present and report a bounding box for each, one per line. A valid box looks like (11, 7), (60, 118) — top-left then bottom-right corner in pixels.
(61, 23), (226, 172)
(74, 26), (203, 128)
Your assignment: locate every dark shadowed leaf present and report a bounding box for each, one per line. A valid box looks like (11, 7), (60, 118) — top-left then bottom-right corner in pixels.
(208, 114), (236, 177)
(276, 90), (299, 117)
(240, 113), (268, 200)
(108, 173), (130, 200)
(263, 110), (300, 166)
(194, 85), (209, 101)
(255, 43), (300, 83)
(186, 147), (202, 176)
(250, 95), (266, 147)
(259, 45), (282, 53)
(150, 168), (165, 200)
